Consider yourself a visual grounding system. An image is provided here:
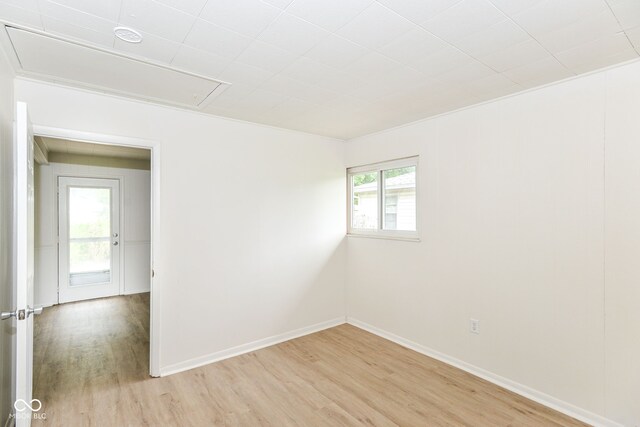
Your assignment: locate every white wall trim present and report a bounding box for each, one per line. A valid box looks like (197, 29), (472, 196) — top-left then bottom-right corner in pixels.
(122, 289), (149, 296)
(31, 124), (162, 377)
(160, 317), (346, 377)
(347, 318), (622, 427)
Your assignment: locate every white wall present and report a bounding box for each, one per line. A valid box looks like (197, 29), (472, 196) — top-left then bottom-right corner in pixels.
(345, 59), (640, 426)
(603, 62), (640, 427)
(15, 78), (346, 372)
(34, 162), (151, 306)
(0, 40), (14, 425)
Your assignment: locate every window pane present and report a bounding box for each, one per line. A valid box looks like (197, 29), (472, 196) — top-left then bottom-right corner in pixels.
(69, 187), (111, 238)
(68, 186), (112, 286)
(70, 240), (111, 273)
(351, 172), (378, 229)
(383, 166), (416, 231)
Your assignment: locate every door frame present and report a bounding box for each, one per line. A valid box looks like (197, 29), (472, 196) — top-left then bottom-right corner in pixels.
(32, 125), (161, 377)
(54, 172), (126, 301)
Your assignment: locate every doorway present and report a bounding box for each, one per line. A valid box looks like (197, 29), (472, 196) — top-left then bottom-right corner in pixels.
(30, 126), (160, 378)
(9, 104), (161, 425)
(30, 135), (154, 417)
(58, 177), (121, 303)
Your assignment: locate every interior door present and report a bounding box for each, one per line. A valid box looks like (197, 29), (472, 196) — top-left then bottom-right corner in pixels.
(14, 102), (40, 425)
(58, 177), (120, 303)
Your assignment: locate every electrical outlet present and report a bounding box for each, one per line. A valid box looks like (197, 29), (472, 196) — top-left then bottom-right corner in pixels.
(470, 318), (480, 334)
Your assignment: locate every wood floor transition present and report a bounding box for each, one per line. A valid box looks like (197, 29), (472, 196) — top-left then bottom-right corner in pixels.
(32, 294), (587, 426)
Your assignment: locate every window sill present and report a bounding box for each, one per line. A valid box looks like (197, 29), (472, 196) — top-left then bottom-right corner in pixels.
(347, 233), (421, 242)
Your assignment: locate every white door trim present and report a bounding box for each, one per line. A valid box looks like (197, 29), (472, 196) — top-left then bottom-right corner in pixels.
(50, 168), (127, 299)
(32, 125), (161, 378)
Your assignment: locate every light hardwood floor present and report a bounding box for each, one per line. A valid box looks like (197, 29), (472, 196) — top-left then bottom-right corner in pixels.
(33, 294), (587, 426)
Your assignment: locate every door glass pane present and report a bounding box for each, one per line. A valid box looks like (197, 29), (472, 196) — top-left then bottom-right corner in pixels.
(69, 187), (111, 238)
(383, 166), (416, 231)
(351, 172), (378, 229)
(69, 241), (111, 285)
(68, 187), (112, 286)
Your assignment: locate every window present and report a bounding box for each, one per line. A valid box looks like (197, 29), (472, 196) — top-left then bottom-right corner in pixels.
(68, 186), (113, 286)
(348, 157), (418, 240)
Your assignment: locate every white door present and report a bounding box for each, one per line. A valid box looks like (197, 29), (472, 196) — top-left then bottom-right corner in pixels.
(58, 177), (120, 303)
(5, 102), (42, 426)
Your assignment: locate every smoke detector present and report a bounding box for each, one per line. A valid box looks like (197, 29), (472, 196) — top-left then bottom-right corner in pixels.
(114, 26), (143, 43)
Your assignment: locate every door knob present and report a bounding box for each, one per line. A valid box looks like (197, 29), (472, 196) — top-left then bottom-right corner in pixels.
(27, 306), (43, 317)
(1, 310), (16, 320)
(113, 241), (119, 246)
(2, 306), (43, 320)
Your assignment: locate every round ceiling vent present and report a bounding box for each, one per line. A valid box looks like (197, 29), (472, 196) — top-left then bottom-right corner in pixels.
(114, 26), (143, 43)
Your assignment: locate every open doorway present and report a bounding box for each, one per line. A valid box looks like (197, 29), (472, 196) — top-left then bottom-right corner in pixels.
(31, 135), (153, 419)
(33, 137), (151, 305)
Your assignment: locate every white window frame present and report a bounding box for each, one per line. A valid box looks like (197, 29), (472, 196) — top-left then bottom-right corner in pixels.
(347, 156), (419, 241)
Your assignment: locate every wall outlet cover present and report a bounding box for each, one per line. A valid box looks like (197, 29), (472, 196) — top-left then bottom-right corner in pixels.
(470, 318), (480, 334)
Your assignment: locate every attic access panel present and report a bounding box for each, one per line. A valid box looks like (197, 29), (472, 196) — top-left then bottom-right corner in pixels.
(6, 26), (229, 109)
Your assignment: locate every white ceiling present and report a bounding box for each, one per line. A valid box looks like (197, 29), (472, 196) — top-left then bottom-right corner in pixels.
(36, 136), (151, 160)
(7, 27), (228, 108)
(1, 0), (639, 139)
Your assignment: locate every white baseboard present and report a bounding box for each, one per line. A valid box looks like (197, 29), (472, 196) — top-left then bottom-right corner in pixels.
(347, 317), (621, 427)
(123, 288), (150, 296)
(160, 317), (347, 376)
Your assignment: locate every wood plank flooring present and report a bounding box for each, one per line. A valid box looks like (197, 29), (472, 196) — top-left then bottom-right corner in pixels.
(33, 294), (587, 426)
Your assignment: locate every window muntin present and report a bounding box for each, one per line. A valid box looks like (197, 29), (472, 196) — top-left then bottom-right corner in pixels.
(348, 157), (418, 239)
